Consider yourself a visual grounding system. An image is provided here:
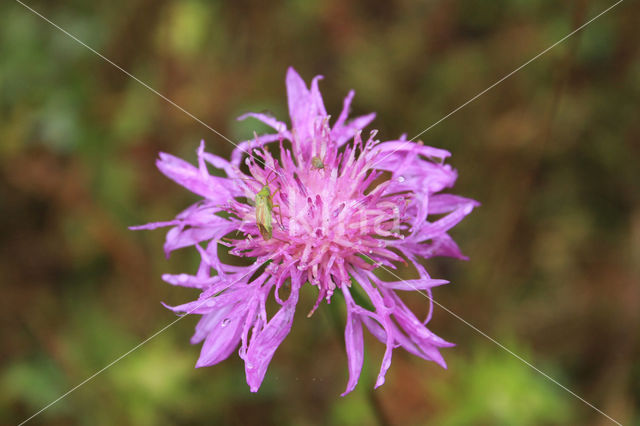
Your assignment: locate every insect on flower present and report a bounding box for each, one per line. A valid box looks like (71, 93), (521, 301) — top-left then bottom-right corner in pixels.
(132, 67), (478, 395)
(311, 156), (324, 170)
(253, 174), (282, 241)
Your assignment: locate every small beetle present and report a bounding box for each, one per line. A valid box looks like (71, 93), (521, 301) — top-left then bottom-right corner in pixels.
(311, 156), (324, 170)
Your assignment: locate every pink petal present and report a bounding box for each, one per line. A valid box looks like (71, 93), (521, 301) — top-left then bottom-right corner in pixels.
(237, 112), (288, 133)
(231, 133), (288, 166)
(428, 194), (481, 214)
(341, 287), (365, 396)
(196, 308), (247, 367)
(333, 90), (355, 130)
(286, 67), (313, 141)
(156, 152), (235, 202)
(244, 285), (300, 392)
(333, 113), (376, 146)
(415, 201), (477, 241)
(377, 278), (449, 291)
(310, 75), (327, 117)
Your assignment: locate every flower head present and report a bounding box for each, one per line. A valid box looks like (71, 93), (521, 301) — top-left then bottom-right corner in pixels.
(133, 67), (478, 394)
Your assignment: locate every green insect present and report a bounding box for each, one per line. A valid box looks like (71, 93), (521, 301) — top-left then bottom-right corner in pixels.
(253, 174), (283, 241)
(311, 156), (324, 170)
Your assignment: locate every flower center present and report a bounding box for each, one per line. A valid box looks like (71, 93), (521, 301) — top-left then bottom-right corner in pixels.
(227, 140), (408, 309)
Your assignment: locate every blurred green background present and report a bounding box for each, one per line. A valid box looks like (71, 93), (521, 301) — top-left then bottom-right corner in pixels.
(2, 0), (639, 425)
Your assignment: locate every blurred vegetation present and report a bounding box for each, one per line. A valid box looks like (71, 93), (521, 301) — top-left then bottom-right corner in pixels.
(1, 0), (639, 425)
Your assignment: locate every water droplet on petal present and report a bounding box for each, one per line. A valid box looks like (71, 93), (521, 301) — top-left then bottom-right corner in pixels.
(221, 318), (231, 327)
(397, 175), (406, 183)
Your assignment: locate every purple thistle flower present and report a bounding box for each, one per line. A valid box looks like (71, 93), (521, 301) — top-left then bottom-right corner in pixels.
(132, 67), (478, 395)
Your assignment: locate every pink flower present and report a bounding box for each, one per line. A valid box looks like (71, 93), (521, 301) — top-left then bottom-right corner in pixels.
(132, 67), (478, 394)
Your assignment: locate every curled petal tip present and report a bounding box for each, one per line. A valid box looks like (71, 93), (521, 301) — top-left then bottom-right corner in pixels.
(160, 301), (181, 314)
(286, 66), (304, 82)
(374, 377), (385, 388)
(236, 112), (251, 121)
(340, 387), (355, 397)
